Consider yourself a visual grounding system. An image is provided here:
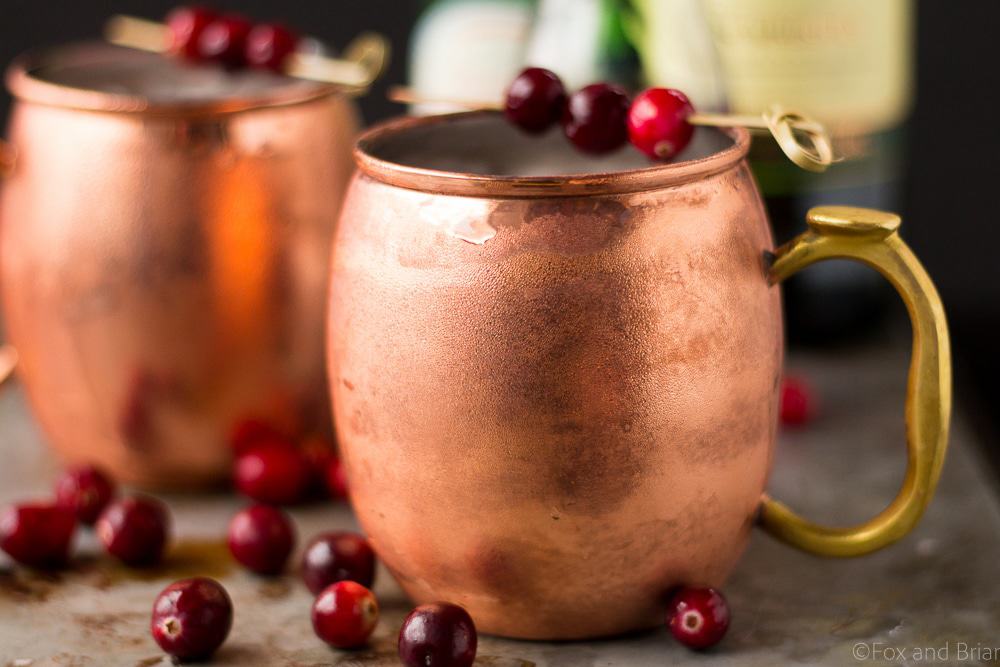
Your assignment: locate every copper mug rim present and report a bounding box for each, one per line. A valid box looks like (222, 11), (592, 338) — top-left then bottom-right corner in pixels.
(5, 41), (343, 117)
(355, 110), (751, 199)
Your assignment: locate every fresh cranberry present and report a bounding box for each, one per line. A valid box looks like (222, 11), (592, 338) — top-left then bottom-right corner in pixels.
(54, 464), (116, 525)
(228, 417), (289, 456)
(311, 580), (379, 648)
(234, 444), (311, 505)
(504, 67), (567, 134)
(0, 503), (76, 569)
(325, 457), (349, 500)
(197, 14), (252, 68)
(151, 577), (233, 661)
(245, 23), (300, 72)
(780, 376), (815, 426)
(300, 436), (337, 497)
(227, 504), (295, 576)
(165, 6), (219, 60)
(301, 532), (376, 594)
(667, 586), (730, 650)
(96, 496), (170, 567)
(561, 83), (631, 154)
(399, 602), (477, 667)
(627, 87), (695, 160)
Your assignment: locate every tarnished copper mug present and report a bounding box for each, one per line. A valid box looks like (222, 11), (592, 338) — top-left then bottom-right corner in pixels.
(0, 43), (359, 488)
(328, 112), (950, 639)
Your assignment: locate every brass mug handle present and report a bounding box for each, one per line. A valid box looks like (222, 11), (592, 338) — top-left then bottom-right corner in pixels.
(0, 140), (17, 384)
(760, 206), (951, 557)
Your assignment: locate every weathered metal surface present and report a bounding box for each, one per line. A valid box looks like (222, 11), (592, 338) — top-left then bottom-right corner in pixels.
(1, 343), (999, 665)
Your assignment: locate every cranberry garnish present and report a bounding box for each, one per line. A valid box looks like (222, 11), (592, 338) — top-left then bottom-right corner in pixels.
(311, 580), (379, 649)
(227, 504), (295, 576)
(228, 417), (289, 456)
(165, 6), (219, 60)
(301, 531), (376, 594)
(667, 586), (730, 650)
(151, 577), (233, 661)
(245, 23), (300, 72)
(627, 87), (695, 160)
(398, 602), (478, 667)
(504, 67), (567, 134)
(96, 496), (170, 567)
(234, 444), (311, 505)
(54, 464), (116, 525)
(561, 83), (631, 154)
(325, 457), (349, 500)
(197, 14), (252, 68)
(0, 503), (76, 569)
(780, 376), (815, 426)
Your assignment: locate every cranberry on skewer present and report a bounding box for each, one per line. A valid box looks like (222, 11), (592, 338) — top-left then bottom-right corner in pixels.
(627, 87), (696, 160)
(561, 83), (631, 154)
(504, 67), (567, 134)
(164, 6), (218, 59)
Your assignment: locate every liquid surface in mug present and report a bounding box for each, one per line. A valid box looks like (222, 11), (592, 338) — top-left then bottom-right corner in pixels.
(367, 114), (734, 177)
(27, 43), (324, 103)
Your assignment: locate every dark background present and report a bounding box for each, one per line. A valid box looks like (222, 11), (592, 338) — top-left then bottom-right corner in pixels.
(0, 1), (996, 463)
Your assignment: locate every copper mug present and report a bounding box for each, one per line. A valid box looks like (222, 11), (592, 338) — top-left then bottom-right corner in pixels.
(328, 112), (950, 639)
(0, 43), (359, 488)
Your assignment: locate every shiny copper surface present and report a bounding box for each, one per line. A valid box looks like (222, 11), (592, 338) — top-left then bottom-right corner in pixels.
(1, 43), (359, 488)
(329, 114), (780, 639)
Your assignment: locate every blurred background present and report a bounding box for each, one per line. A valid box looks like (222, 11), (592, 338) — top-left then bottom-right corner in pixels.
(0, 0), (995, 469)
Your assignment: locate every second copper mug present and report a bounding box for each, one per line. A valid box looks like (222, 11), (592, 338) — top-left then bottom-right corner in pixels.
(0, 43), (359, 488)
(328, 113), (950, 639)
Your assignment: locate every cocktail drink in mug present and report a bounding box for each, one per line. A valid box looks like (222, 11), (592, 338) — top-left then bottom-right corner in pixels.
(328, 112), (949, 639)
(0, 42), (360, 488)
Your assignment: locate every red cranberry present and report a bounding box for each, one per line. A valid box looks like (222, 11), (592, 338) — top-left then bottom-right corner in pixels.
(627, 87), (695, 160)
(165, 6), (218, 59)
(152, 577), (233, 661)
(300, 436), (337, 497)
(54, 464), (116, 525)
(227, 504), (295, 576)
(667, 586), (730, 650)
(228, 417), (289, 456)
(399, 602), (477, 667)
(504, 67), (567, 134)
(325, 457), (349, 500)
(561, 83), (631, 154)
(780, 376), (815, 426)
(245, 23), (300, 72)
(96, 496), (170, 567)
(301, 532), (376, 595)
(311, 580), (379, 648)
(234, 444), (311, 505)
(197, 14), (252, 68)
(0, 503), (76, 569)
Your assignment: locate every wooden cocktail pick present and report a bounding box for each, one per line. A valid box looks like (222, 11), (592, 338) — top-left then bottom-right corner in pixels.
(104, 13), (389, 93)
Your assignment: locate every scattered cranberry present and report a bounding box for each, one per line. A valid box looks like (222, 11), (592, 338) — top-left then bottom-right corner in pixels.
(325, 457), (349, 500)
(561, 83), (631, 154)
(234, 444), (311, 505)
(227, 504), (295, 576)
(300, 436), (337, 497)
(627, 87), (695, 160)
(0, 503), (76, 569)
(151, 577), (233, 661)
(228, 417), (289, 457)
(97, 496), (170, 567)
(55, 465), (116, 525)
(245, 23), (300, 72)
(780, 376), (815, 426)
(399, 602), (477, 667)
(311, 580), (379, 649)
(504, 67), (567, 134)
(667, 586), (730, 650)
(198, 14), (253, 68)
(165, 6), (219, 59)
(301, 532), (376, 595)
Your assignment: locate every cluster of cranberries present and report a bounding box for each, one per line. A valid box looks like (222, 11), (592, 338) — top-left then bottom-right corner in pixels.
(230, 416), (347, 506)
(0, 464), (170, 570)
(503, 67), (696, 160)
(165, 6), (300, 72)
